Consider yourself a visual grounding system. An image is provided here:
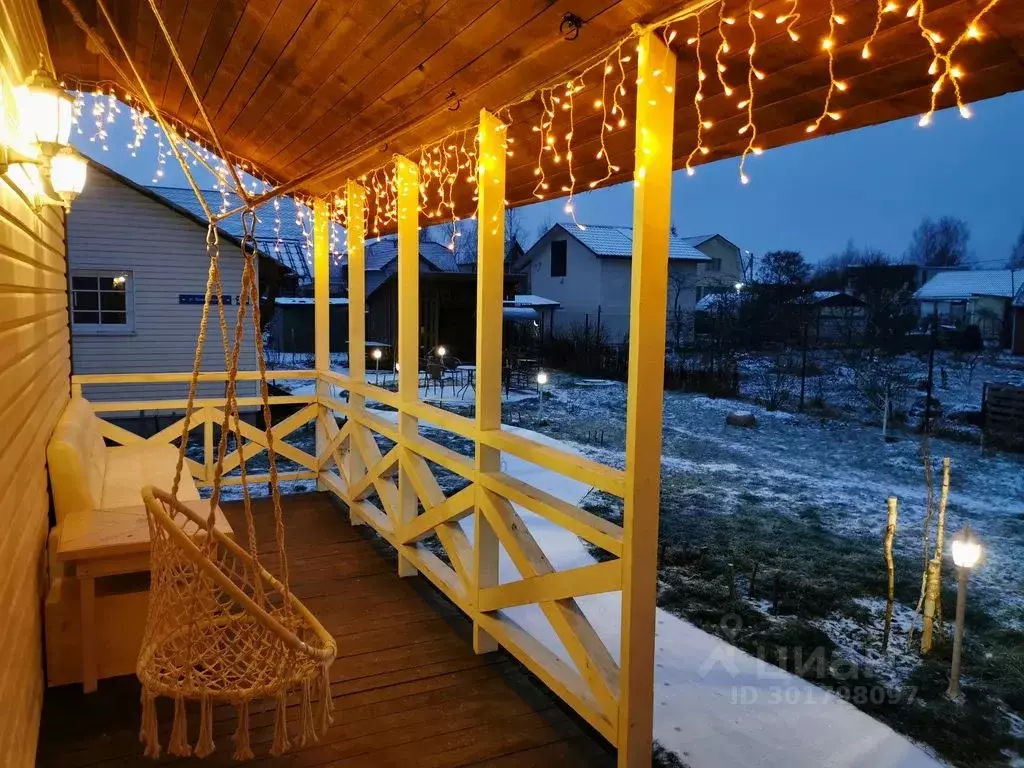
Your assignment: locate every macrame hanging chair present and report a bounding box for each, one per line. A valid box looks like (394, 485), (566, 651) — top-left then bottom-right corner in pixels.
(136, 212), (336, 760)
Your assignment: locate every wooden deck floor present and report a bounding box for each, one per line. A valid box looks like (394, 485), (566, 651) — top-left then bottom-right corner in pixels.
(37, 492), (615, 767)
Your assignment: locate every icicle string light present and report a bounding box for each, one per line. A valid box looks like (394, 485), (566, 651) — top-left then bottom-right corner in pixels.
(806, 0), (846, 134)
(737, 1), (762, 185)
(776, 0), (801, 42)
(914, 0), (1004, 126)
(862, 0), (899, 60)
(685, 10), (711, 175)
(716, 2), (736, 98)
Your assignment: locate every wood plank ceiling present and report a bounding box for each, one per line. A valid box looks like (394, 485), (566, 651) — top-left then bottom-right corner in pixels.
(39, 0), (1024, 225)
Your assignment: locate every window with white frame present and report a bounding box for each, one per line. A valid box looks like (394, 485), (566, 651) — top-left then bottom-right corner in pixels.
(71, 269), (134, 332)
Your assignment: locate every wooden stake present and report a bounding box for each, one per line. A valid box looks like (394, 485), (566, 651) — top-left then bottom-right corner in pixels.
(882, 497), (898, 653)
(619, 30), (676, 767)
(921, 557), (941, 654)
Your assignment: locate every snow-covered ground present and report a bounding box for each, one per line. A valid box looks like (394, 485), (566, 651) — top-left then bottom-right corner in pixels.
(369, 411), (942, 767)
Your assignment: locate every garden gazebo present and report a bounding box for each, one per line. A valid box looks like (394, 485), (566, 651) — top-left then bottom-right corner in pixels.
(1, 0), (1022, 765)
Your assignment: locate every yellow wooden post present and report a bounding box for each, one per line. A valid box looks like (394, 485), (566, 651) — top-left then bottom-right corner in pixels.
(395, 156), (420, 577)
(346, 182), (368, 518)
(313, 198), (331, 490)
(619, 29), (676, 767)
(473, 109), (507, 653)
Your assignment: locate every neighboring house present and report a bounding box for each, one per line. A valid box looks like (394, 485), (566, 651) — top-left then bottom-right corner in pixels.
(68, 162), (292, 404)
(518, 223), (743, 343)
(791, 291), (867, 346)
(268, 297), (350, 354)
(157, 186), (313, 288)
(338, 236), (519, 361)
(914, 270), (1022, 343)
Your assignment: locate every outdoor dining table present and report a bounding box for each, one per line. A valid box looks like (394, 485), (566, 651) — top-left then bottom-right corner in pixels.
(456, 364), (476, 397)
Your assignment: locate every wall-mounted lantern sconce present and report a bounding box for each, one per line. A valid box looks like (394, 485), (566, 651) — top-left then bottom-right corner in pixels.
(1, 56), (87, 210)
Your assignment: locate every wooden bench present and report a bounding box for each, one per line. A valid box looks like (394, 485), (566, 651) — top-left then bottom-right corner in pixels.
(44, 396), (231, 691)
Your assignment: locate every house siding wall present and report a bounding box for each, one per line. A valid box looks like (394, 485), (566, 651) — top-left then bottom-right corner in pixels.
(522, 229), (602, 335)
(67, 171), (257, 404)
(0, 4), (70, 764)
(522, 227), (734, 343)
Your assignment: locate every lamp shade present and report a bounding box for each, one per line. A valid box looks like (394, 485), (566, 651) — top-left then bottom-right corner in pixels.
(951, 527), (981, 569)
(50, 146), (87, 200)
(15, 64), (74, 152)
(7, 160), (43, 204)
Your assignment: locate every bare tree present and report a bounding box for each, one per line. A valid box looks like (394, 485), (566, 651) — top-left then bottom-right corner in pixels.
(906, 216), (971, 267)
(1009, 221), (1024, 269)
(667, 268), (696, 349)
(758, 250), (810, 286)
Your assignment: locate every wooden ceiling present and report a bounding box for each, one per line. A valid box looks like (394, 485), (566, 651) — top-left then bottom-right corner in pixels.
(39, 0), (1024, 221)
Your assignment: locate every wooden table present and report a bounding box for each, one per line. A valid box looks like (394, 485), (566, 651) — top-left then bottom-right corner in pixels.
(56, 500), (232, 692)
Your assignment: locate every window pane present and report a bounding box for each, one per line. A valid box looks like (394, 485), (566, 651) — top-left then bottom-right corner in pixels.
(74, 291), (99, 310)
(72, 275), (97, 291)
(100, 292), (126, 311)
(100, 311), (127, 325)
(98, 276), (116, 291)
(73, 311), (99, 324)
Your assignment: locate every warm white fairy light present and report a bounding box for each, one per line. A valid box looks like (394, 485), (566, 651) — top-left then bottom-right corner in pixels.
(589, 52), (621, 188)
(89, 90), (109, 150)
(862, 0), (900, 59)
(715, 2), (735, 98)
(685, 10), (712, 175)
(806, 0), (846, 134)
(737, 1), (762, 185)
(914, 0), (1003, 126)
(559, 78), (586, 230)
(775, 0), (801, 42)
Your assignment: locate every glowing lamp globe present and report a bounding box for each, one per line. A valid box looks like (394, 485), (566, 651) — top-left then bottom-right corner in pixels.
(15, 62), (74, 155)
(437, 346), (447, 357)
(537, 371), (548, 386)
(951, 527), (981, 569)
(734, 282), (745, 292)
(49, 146), (87, 203)
(372, 348), (382, 360)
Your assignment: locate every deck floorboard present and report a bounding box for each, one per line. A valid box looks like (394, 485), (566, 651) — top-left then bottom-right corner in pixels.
(37, 492), (615, 768)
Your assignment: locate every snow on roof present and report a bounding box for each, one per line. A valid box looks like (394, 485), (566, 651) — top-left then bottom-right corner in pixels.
(340, 237), (461, 273)
(506, 294), (560, 307)
(559, 223), (710, 261)
(676, 234), (716, 248)
(275, 297), (349, 305)
(150, 186), (314, 282)
(914, 270), (1021, 300)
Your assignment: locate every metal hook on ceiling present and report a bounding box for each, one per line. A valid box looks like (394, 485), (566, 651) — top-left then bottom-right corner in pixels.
(446, 90), (461, 111)
(560, 12), (583, 41)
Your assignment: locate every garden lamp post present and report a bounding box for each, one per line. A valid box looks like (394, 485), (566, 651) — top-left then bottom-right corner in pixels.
(436, 346), (447, 402)
(947, 525), (982, 701)
(537, 371), (548, 414)
(372, 347), (382, 385)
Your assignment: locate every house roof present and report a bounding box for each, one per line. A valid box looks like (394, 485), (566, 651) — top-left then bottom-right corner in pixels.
(151, 186), (314, 283)
(87, 161), (295, 277)
(551, 223), (710, 261)
(914, 270), (1022, 301)
(505, 294), (560, 308)
(342, 237), (462, 274)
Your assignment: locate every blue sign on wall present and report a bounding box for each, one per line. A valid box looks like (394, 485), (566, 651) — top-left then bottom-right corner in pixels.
(179, 294), (234, 305)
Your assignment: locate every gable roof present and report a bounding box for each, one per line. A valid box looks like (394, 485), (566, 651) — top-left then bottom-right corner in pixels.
(341, 236), (461, 274)
(555, 223), (710, 261)
(151, 186), (314, 283)
(914, 270), (1022, 301)
(87, 161), (295, 277)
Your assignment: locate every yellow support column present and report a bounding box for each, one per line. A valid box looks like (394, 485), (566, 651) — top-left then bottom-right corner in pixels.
(346, 182), (368, 519)
(395, 156), (420, 578)
(313, 198), (331, 491)
(473, 109), (507, 654)
(619, 30), (676, 767)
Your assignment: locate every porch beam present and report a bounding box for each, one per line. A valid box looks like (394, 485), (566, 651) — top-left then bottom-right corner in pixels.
(313, 197), (331, 490)
(619, 30), (676, 768)
(346, 181), (368, 523)
(395, 155), (420, 578)
(472, 109), (507, 654)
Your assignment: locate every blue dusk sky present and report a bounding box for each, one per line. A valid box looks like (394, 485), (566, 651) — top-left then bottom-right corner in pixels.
(74, 90), (1024, 267)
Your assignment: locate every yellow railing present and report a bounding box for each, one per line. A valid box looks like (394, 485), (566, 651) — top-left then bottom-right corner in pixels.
(70, 368), (628, 742)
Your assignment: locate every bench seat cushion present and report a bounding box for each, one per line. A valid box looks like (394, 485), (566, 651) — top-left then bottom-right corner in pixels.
(102, 443), (200, 510)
